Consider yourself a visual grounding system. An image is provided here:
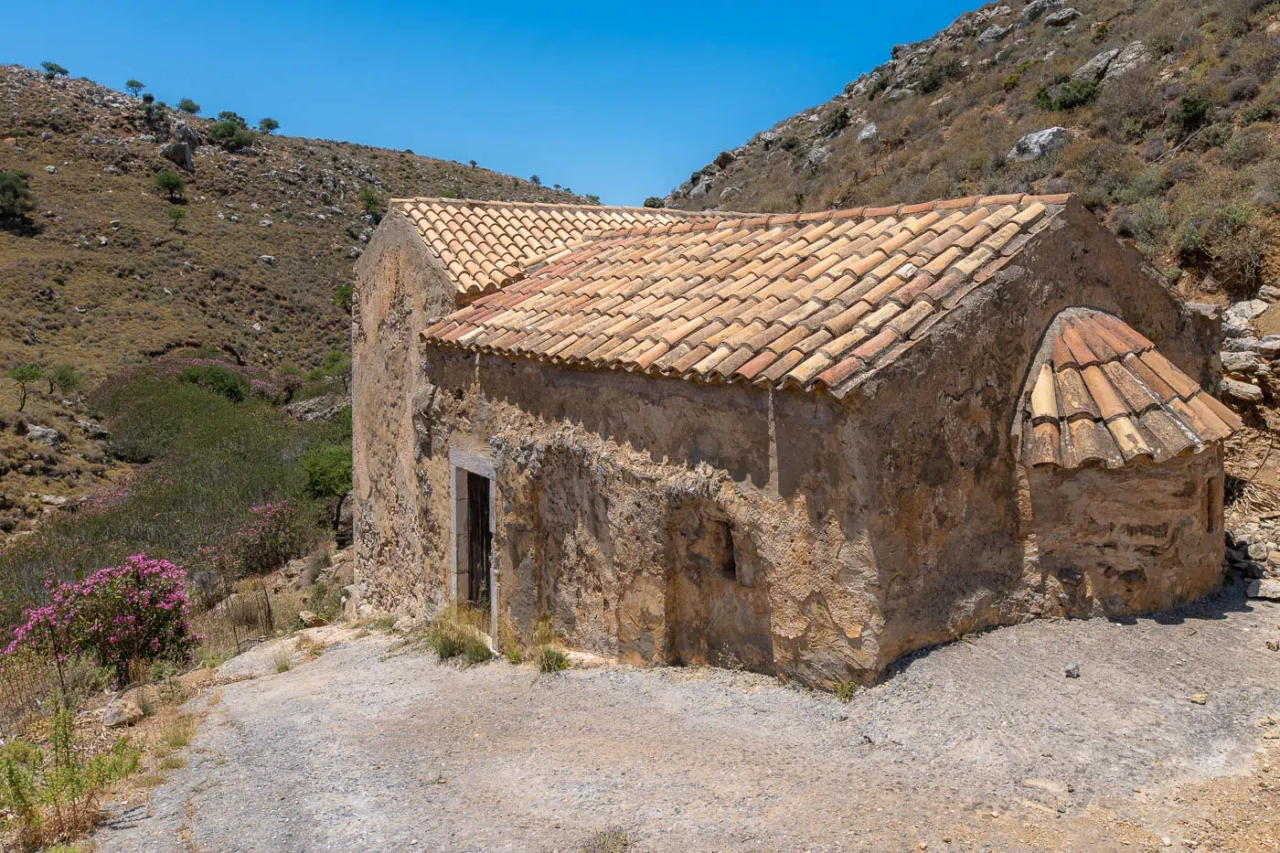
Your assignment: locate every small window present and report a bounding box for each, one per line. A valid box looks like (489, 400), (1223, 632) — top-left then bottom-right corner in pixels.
(1206, 477), (1221, 534)
(712, 520), (737, 582)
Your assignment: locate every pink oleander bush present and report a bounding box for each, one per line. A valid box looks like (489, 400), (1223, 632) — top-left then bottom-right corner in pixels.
(3, 555), (197, 687)
(219, 501), (311, 579)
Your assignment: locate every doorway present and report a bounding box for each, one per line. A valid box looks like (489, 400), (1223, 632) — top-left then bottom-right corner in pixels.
(466, 471), (491, 608)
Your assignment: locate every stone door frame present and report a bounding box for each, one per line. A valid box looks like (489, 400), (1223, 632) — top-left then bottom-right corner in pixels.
(449, 447), (498, 633)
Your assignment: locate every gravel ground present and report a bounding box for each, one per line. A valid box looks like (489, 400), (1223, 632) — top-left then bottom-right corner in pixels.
(94, 584), (1280, 852)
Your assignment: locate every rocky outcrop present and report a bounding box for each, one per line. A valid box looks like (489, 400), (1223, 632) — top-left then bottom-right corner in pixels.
(1072, 41), (1149, 83)
(1007, 127), (1068, 161)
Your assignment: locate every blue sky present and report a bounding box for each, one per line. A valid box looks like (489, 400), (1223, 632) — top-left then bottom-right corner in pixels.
(9, 1), (975, 205)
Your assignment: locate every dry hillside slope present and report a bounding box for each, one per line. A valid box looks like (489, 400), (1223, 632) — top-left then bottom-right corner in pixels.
(0, 64), (586, 380)
(668, 0), (1279, 303)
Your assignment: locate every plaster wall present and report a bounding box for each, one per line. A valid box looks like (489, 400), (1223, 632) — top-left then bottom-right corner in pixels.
(1021, 447), (1224, 616)
(351, 212), (460, 618)
(385, 348), (884, 685)
(844, 201), (1225, 670)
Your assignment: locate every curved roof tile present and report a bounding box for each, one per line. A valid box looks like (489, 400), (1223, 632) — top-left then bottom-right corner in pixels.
(421, 193), (1071, 398)
(392, 197), (715, 296)
(1020, 309), (1240, 469)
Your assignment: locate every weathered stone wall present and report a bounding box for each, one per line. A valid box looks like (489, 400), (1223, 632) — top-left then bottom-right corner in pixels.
(843, 200), (1224, 670)
(1021, 447), (1224, 616)
(351, 212), (459, 619)
(353, 200), (1227, 684)
(401, 349), (884, 685)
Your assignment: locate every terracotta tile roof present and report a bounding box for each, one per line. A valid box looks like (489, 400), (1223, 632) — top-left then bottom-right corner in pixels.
(393, 198), (714, 296)
(1021, 309), (1240, 469)
(422, 194), (1070, 398)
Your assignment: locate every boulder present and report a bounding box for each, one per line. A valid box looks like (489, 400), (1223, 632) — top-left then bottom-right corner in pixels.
(1072, 47), (1120, 82)
(1222, 351), (1262, 374)
(857, 123), (879, 144)
(1044, 8), (1081, 25)
(160, 141), (194, 171)
(1221, 377), (1264, 404)
(1251, 337), (1280, 359)
(104, 699), (144, 728)
(25, 424), (61, 447)
(1247, 578), (1280, 600)
(297, 610), (328, 628)
(1227, 299), (1269, 325)
(805, 146), (832, 168)
(977, 24), (1010, 44)
(1019, 0), (1065, 24)
(712, 150), (736, 169)
(1103, 42), (1149, 82)
(1007, 127), (1068, 162)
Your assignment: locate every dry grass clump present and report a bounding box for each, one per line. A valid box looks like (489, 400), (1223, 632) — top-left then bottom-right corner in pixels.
(425, 603), (492, 665)
(534, 617), (569, 674)
(580, 827), (637, 852)
(272, 646), (294, 673)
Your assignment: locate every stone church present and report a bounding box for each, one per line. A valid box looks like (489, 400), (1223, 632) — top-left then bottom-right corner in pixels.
(352, 194), (1238, 685)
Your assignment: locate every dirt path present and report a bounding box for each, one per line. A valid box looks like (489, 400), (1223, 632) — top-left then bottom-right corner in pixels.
(94, 585), (1280, 852)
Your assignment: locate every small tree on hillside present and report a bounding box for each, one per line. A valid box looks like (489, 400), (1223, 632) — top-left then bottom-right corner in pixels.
(257, 117), (279, 134)
(7, 364), (44, 411)
(530, 174), (541, 186)
(357, 187), (380, 216)
(208, 113), (256, 151)
(141, 92), (155, 105)
(308, 351), (352, 394)
(644, 196), (665, 208)
(334, 281), (354, 314)
(50, 364), (80, 396)
(41, 61), (68, 79)
(0, 170), (36, 228)
(154, 170), (185, 201)
(125, 79), (145, 97)
(168, 207), (188, 231)
(177, 98), (201, 115)
(302, 443), (353, 531)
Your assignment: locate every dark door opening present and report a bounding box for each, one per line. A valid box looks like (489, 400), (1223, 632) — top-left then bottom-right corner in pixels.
(466, 472), (492, 609)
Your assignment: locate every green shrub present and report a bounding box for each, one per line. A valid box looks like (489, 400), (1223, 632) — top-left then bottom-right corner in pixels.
(178, 365), (247, 402)
(50, 364), (80, 395)
(257, 117), (279, 134)
(153, 171), (185, 201)
(0, 170), (36, 224)
(177, 98), (200, 115)
(1035, 78), (1100, 111)
(0, 708), (138, 850)
(0, 370), (328, 622)
(1239, 103), (1274, 126)
(915, 59), (964, 95)
(1172, 93), (1211, 134)
(820, 107), (851, 136)
(302, 444), (351, 500)
(834, 681), (859, 702)
(537, 645), (569, 673)
(643, 196), (665, 208)
(464, 635), (493, 664)
(207, 117), (257, 152)
(357, 187), (380, 214)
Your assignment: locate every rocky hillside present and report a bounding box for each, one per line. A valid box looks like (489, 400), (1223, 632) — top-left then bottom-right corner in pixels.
(0, 64), (586, 381)
(667, 0), (1279, 305)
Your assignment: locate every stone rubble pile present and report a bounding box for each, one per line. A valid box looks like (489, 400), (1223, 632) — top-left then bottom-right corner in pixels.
(1219, 291), (1280, 406)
